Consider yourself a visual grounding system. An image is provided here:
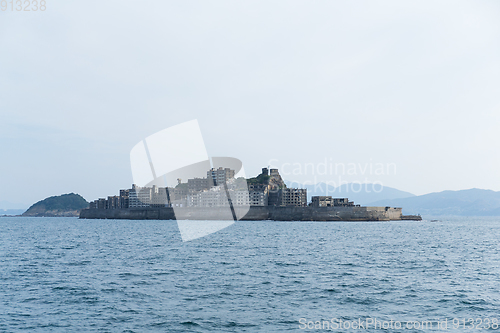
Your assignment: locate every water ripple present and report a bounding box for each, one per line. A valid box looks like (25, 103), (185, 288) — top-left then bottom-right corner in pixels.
(0, 217), (499, 331)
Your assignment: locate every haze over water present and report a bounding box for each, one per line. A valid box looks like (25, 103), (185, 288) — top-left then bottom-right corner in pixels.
(1, 217), (499, 332)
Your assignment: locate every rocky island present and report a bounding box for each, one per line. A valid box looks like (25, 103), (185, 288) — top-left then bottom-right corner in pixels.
(23, 193), (89, 217)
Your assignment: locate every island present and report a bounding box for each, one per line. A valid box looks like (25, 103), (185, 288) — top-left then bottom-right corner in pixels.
(80, 167), (421, 221)
(23, 193), (89, 217)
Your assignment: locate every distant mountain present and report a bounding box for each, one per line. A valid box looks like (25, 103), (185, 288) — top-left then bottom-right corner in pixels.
(285, 181), (415, 205)
(0, 209), (25, 216)
(368, 188), (500, 216)
(22, 193), (89, 217)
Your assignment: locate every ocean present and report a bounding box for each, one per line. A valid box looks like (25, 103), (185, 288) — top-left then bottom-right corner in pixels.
(0, 217), (499, 332)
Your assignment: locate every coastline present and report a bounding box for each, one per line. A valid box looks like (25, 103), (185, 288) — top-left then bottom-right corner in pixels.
(80, 206), (422, 221)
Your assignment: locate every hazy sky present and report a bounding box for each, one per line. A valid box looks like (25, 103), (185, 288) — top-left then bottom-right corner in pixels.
(1, 0), (500, 207)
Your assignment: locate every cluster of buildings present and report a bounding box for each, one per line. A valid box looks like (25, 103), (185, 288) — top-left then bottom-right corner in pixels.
(89, 167), (355, 210)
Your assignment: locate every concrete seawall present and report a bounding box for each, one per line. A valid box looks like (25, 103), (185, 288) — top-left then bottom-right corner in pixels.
(80, 206), (421, 221)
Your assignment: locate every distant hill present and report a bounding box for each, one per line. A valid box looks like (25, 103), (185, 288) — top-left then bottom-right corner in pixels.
(285, 181), (415, 204)
(22, 193), (89, 217)
(368, 188), (500, 216)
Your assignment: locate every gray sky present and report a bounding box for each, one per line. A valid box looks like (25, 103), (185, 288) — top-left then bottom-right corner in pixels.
(1, 0), (500, 207)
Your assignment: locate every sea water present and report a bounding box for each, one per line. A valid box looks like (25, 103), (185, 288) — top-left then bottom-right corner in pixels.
(0, 217), (499, 332)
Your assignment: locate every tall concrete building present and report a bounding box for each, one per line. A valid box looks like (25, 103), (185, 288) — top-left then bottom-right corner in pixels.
(150, 186), (169, 208)
(119, 189), (130, 208)
(106, 196), (120, 209)
(280, 188), (307, 207)
(187, 177), (210, 193)
(269, 188), (307, 207)
(129, 184), (151, 208)
(248, 184), (269, 206)
(207, 167), (235, 186)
